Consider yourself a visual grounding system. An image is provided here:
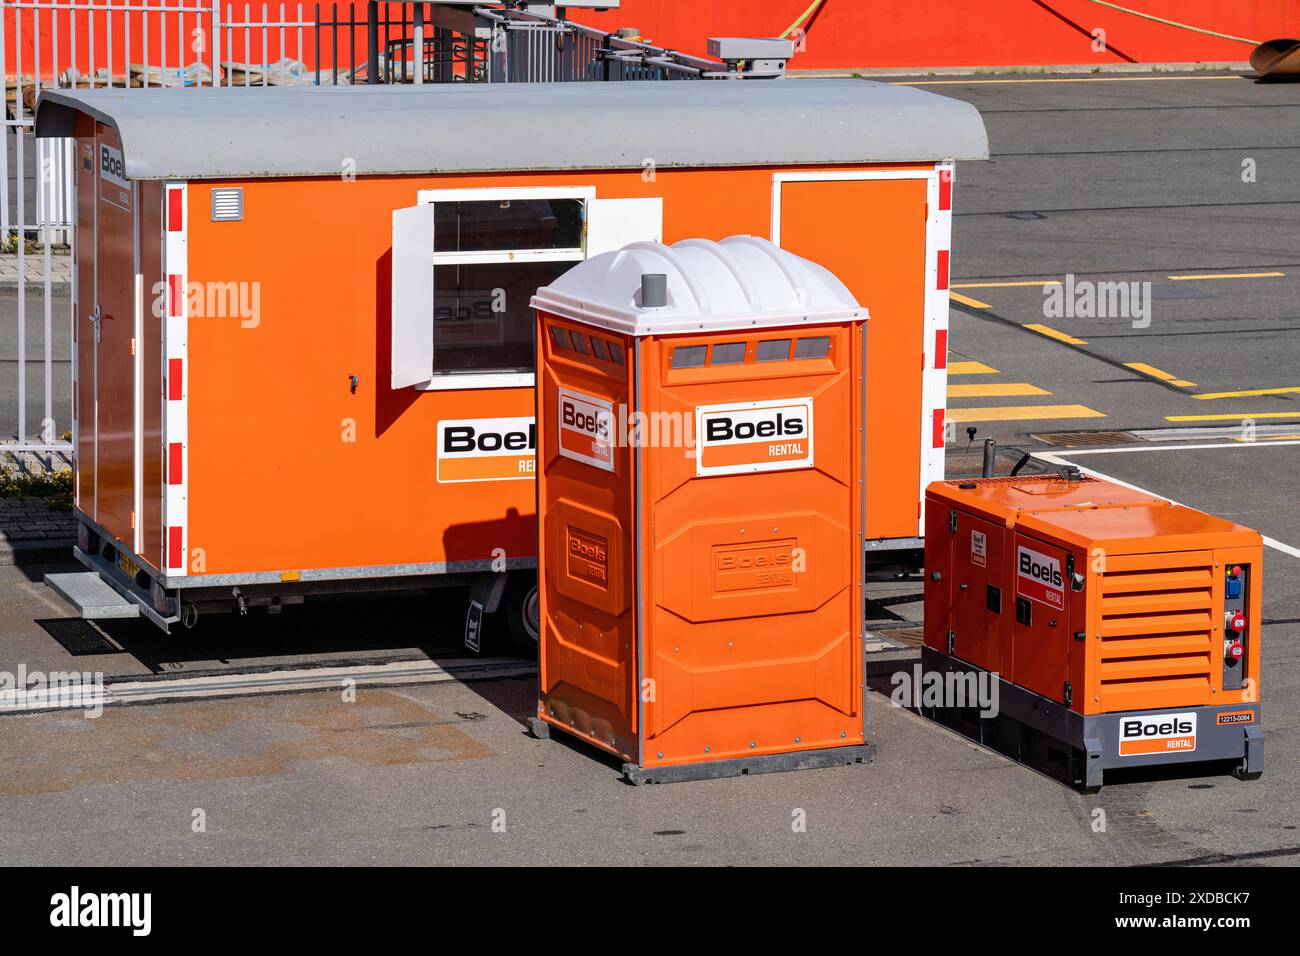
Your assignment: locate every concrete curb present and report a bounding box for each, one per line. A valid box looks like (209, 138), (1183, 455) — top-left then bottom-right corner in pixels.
(0, 279), (71, 291)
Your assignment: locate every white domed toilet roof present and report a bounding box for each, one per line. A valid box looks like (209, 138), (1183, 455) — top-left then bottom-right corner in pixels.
(531, 235), (866, 336)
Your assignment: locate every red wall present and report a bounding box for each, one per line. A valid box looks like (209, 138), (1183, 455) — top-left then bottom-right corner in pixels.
(574, 0), (1300, 70)
(7, 0), (1300, 83)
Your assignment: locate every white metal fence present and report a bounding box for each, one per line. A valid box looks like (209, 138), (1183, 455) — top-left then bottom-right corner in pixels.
(3, 0), (551, 459)
(1, 0), (319, 459)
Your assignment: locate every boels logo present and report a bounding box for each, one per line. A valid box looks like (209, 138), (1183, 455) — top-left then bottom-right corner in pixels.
(557, 387), (615, 472)
(98, 144), (131, 210)
(100, 145), (128, 187)
(1118, 711), (1197, 756)
(566, 527), (609, 589)
(1016, 544), (1064, 610)
(695, 398), (814, 477)
(717, 545), (792, 572)
(436, 417), (536, 483)
(714, 540), (797, 593)
(705, 411), (805, 443)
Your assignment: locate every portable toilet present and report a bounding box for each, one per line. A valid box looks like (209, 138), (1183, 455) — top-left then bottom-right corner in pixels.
(529, 236), (873, 783)
(34, 81), (986, 636)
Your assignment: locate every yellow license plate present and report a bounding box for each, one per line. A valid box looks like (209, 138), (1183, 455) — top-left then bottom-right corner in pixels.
(118, 553), (141, 579)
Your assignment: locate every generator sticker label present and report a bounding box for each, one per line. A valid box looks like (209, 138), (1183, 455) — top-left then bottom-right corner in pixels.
(558, 387), (615, 472)
(1118, 711), (1197, 756)
(971, 530), (987, 568)
(1016, 544), (1064, 610)
(695, 398), (813, 477)
(436, 416), (536, 483)
(1216, 710), (1255, 726)
(98, 143), (131, 211)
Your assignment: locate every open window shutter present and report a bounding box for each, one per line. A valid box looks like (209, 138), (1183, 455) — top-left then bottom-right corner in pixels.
(586, 197), (663, 258)
(391, 203), (436, 388)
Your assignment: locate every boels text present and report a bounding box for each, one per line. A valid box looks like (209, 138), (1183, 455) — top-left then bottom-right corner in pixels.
(1019, 551), (1062, 588)
(705, 412), (805, 443)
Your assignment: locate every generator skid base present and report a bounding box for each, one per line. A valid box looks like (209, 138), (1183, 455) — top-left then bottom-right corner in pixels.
(920, 647), (1263, 792)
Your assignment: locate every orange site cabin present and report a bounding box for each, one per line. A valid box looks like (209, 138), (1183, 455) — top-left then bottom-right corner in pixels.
(923, 474), (1264, 790)
(33, 80), (988, 635)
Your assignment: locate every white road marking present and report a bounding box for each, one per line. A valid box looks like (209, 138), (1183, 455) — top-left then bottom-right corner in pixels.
(1261, 537), (1300, 561)
(1034, 439), (1300, 455)
(1035, 449), (1300, 560)
(0, 656), (537, 716)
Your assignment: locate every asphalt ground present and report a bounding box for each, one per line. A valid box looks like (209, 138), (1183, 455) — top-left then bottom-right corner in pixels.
(1, 71), (1298, 866)
(937, 71), (1300, 452)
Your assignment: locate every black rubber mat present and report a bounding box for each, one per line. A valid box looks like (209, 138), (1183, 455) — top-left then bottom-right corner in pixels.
(36, 619), (124, 656)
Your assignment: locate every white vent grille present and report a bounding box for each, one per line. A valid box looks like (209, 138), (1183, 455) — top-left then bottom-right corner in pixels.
(210, 188), (244, 222)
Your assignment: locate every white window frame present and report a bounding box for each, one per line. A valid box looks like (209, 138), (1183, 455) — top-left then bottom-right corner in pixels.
(415, 186), (594, 391)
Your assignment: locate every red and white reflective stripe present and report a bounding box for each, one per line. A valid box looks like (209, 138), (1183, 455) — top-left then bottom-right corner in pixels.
(932, 408), (946, 450)
(919, 161), (956, 532)
(163, 183), (188, 574)
(938, 169), (953, 212)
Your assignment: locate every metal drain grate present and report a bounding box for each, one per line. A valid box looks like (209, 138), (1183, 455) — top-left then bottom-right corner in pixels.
(880, 626), (924, 648)
(36, 619), (124, 656)
(1033, 430), (1138, 447)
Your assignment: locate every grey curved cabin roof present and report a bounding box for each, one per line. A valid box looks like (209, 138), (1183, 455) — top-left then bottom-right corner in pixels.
(35, 79), (988, 181)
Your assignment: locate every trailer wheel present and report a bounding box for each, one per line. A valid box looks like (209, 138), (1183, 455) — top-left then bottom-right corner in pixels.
(506, 574), (539, 655)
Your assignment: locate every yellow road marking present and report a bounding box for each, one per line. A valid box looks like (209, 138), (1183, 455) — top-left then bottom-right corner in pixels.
(948, 361), (998, 375)
(1233, 434), (1300, 442)
(1125, 362), (1197, 387)
(948, 383), (1051, 398)
(1167, 272), (1285, 281)
(1193, 386), (1300, 400)
(899, 75), (1245, 86)
(1024, 323), (1088, 345)
(949, 291), (992, 309)
(952, 280), (1061, 289)
(948, 405), (1105, 423)
(1168, 412), (1300, 422)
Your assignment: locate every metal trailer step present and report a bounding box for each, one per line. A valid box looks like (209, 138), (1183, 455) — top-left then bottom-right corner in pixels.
(44, 572), (140, 620)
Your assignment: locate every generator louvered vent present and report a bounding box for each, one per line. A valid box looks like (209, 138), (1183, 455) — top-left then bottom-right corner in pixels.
(210, 188), (244, 221)
(1097, 556), (1214, 712)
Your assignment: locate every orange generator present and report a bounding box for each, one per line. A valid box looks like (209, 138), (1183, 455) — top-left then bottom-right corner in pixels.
(528, 237), (874, 783)
(923, 473), (1263, 790)
(34, 80), (986, 637)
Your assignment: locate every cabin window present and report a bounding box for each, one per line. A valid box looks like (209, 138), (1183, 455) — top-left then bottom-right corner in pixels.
(392, 189), (662, 390)
(429, 198), (585, 379)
